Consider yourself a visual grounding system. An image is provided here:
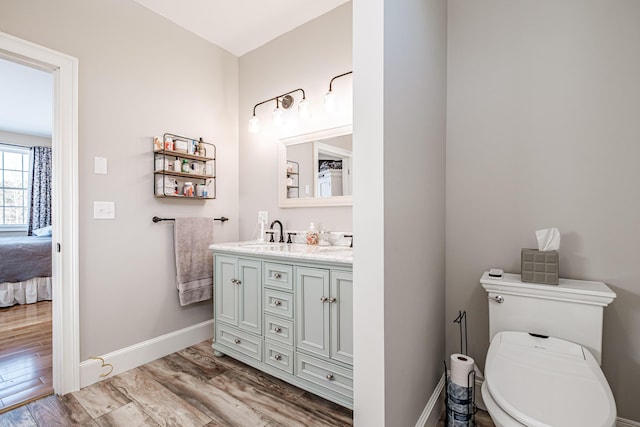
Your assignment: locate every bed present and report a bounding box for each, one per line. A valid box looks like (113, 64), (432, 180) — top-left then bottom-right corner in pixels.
(0, 236), (52, 307)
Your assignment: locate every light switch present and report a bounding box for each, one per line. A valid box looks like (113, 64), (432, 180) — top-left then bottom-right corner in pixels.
(94, 157), (107, 174)
(94, 201), (115, 219)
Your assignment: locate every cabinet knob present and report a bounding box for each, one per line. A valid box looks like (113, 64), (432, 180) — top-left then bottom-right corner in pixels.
(326, 373), (334, 381)
(234, 338), (241, 344)
(235, 279), (242, 285)
(274, 299), (282, 306)
(320, 297), (328, 303)
(274, 354), (282, 361)
(230, 278), (237, 284)
(329, 297), (337, 303)
(491, 295), (504, 303)
(274, 327), (282, 333)
(273, 272), (282, 279)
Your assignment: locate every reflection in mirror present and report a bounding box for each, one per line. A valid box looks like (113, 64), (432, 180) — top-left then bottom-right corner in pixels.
(279, 125), (352, 208)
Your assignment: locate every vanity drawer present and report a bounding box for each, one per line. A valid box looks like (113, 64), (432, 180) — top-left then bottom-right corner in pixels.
(264, 289), (294, 319)
(264, 341), (294, 374)
(296, 353), (353, 399)
(264, 314), (294, 346)
(217, 324), (262, 362)
(264, 263), (293, 290)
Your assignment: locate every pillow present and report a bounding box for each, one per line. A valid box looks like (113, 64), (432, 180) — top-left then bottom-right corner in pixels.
(33, 225), (52, 237)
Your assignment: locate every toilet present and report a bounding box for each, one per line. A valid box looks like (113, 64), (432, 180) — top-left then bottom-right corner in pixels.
(480, 272), (617, 427)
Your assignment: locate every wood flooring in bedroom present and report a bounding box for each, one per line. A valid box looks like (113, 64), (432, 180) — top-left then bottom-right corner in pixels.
(0, 301), (53, 413)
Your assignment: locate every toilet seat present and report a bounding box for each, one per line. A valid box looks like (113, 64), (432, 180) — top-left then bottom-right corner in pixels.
(485, 331), (616, 427)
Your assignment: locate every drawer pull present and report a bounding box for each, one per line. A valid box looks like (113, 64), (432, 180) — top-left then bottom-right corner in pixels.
(326, 373), (334, 381)
(274, 327), (282, 333)
(273, 272), (282, 279)
(234, 338), (241, 344)
(274, 299), (282, 306)
(320, 296), (328, 303)
(329, 297), (337, 303)
(274, 354), (282, 361)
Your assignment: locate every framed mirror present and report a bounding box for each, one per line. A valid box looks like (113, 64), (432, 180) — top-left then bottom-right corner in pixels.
(279, 125), (352, 208)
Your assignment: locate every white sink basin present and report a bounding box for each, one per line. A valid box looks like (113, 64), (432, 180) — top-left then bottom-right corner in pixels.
(315, 245), (351, 252)
(238, 242), (285, 249)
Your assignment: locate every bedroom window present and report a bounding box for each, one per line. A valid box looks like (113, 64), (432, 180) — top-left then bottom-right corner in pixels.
(0, 144), (30, 230)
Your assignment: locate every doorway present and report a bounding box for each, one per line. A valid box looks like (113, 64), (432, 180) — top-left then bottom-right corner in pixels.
(0, 31), (79, 398)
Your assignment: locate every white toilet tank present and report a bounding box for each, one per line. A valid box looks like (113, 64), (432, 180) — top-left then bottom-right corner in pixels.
(480, 271), (616, 364)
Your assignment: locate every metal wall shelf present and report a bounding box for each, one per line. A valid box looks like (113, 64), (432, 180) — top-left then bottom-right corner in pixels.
(154, 133), (216, 199)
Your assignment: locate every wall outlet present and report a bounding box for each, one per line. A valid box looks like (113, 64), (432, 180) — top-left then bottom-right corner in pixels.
(258, 211), (268, 224)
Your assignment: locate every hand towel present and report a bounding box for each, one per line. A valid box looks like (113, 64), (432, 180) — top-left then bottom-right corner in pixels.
(174, 217), (213, 306)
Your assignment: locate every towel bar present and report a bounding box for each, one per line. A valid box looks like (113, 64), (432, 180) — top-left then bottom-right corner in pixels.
(152, 216), (229, 223)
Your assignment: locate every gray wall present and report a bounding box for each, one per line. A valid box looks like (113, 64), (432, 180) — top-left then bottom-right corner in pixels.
(0, 0), (239, 359)
(446, 0), (640, 421)
(238, 3), (353, 239)
(354, 0), (447, 425)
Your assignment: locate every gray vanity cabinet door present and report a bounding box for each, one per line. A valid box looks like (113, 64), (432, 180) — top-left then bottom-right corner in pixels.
(238, 259), (262, 335)
(215, 255), (239, 326)
(330, 271), (353, 365)
(296, 267), (330, 358)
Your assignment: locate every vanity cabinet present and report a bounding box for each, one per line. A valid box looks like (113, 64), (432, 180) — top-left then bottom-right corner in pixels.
(215, 256), (262, 335)
(295, 268), (353, 365)
(212, 250), (353, 409)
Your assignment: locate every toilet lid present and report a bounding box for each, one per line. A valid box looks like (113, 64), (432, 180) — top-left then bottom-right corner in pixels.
(485, 331), (616, 427)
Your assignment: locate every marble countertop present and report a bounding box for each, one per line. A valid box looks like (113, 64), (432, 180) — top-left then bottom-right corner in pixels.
(209, 241), (353, 265)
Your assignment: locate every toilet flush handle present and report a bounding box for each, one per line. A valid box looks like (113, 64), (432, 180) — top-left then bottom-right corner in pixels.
(491, 295), (504, 303)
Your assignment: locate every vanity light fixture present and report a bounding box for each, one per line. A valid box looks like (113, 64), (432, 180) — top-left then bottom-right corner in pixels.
(248, 89), (309, 133)
(325, 71), (353, 112)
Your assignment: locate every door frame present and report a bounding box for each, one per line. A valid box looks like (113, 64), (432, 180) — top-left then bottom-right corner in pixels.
(0, 31), (80, 395)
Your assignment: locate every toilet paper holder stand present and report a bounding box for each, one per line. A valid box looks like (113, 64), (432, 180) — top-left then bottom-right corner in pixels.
(444, 310), (477, 426)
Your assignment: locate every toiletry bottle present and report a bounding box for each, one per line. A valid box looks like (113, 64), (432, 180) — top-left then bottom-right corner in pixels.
(306, 222), (319, 245)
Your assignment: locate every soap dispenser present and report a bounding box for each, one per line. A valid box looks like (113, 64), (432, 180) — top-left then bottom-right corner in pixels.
(306, 222), (319, 245)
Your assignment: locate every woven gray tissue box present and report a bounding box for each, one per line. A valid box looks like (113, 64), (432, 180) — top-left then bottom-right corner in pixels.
(521, 249), (559, 285)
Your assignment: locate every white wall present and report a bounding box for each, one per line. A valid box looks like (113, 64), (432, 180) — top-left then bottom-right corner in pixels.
(0, 0), (239, 360)
(354, 0), (447, 425)
(0, 130), (51, 148)
(446, 0), (640, 421)
(238, 3), (353, 239)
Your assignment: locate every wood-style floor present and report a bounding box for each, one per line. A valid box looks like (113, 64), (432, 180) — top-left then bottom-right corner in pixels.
(0, 304), (493, 426)
(0, 301), (52, 413)
(0, 339), (353, 426)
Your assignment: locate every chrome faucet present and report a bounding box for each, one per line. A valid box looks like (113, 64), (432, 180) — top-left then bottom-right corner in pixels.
(270, 220), (285, 243)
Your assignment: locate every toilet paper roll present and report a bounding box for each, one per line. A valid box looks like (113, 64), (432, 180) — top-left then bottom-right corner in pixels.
(447, 408), (472, 427)
(450, 353), (475, 387)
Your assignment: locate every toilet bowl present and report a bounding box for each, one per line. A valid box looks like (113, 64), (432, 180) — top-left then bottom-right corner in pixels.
(482, 331), (616, 427)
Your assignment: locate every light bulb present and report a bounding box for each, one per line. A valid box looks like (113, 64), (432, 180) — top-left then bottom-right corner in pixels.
(324, 90), (337, 112)
(298, 98), (312, 120)
(248, 115), (261, 133)
(273, 106), (284, 127)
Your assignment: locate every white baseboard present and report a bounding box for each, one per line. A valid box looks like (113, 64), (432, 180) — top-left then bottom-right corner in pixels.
(618, 417), (640, 427)
(415, 374), (446, 427)
(80, 319), (214, 388)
